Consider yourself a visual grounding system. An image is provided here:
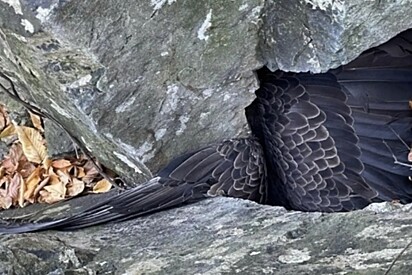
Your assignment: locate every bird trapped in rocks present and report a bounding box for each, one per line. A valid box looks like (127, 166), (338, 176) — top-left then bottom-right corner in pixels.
(0, 29), (412, 234)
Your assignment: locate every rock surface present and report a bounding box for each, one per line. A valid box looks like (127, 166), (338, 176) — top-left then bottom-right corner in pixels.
(1, 197), (412, 274)
(261, 0), (412, 73)
(0, 0), (265, 185)
(2, 0), (412, 183)
(1, 1), (412, 274)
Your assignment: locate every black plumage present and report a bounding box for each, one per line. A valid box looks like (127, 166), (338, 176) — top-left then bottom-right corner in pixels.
(1, 30), (412, 233)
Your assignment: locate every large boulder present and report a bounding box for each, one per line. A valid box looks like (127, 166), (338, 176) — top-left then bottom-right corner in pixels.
(261, 0), (412, 72)
(0, 1), (412, 274)
(0, 0), (266, 185)
(2, 0), (412, 183)
(0, 197), (412, 274)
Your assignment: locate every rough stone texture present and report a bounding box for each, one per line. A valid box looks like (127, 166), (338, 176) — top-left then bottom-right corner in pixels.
(0, 0), (265, 186)
(43, 118), (76, 158)
(0, 28), (154, 185)
(1, 0), (412, 182)
(0, 0), (41, 36)
(261, 0), (412, 73)
(1, 1), (412, 274)
(46, 0), (263, 172)
(1, 197), (412, 274)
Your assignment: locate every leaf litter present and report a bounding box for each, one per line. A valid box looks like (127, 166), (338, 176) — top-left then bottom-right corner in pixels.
(0, 105), (113, 210)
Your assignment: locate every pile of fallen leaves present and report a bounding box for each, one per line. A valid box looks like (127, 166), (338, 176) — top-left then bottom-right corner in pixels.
(0, 105), (112, 210)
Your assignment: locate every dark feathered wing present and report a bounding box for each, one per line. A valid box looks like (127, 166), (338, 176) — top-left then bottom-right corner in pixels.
(0, 138), (266, 233)
(333, 30), (412, 203)
(247, 30), (412, 212)
(247, 69), (377, 212)
(1, 30), (412, 234)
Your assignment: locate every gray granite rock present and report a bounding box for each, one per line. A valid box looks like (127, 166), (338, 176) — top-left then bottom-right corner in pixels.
(0, 0), (41, 36)
(0, 1), (412, 274)
(1, 198), (412, 274)
(0, 0), (265, 186)
(1, 0), (412, 183)
(45, 0), (264, 173)
(261, 0), (412, 73)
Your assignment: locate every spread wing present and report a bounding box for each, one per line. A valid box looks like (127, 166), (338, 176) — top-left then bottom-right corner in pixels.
(247, 30), (412, 212)
(159, 138), (267, 203)
(0, 138), (267, 233)
(333, 29), (412, 202)
(247, 68), (378, 212)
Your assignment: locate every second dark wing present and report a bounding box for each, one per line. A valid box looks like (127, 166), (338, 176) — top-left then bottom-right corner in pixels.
(248, 30), (412, 212)
(247, 68), (379, 212)
(0, 138), (266, 233)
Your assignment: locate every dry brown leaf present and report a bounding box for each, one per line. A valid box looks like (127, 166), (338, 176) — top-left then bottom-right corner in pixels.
(70, 166), (86, 178)
(83, 159), (98, 171)
(17, 173), (25, 207)
(0, 178), (11, 209)
(8, 173), (21, 202)
(409, 150), (412, 162)
(2, 144), (23, 174)
(0, 176), (6, 188)
(15, 125), (47, 164)
(43, 157), (52, 171)
(39, 190), (64, 204)
(41, 182), (66, 203)
(409, 100), (412, 109)
(43, 182), (66, 198)
(42, 157), (53, 171)
(0, 167), (5, 179)
(29, 112), (43, 132)
(0, 124), (15, 139)
(48, 173), (60, 185)
(52, 159), (72, 169)
(56, 170), (70, 185)
(0, 111), (5, 131)
(9, 143), (23, 162)
(71, 158), (86, 166)
(24, 167), (42, 201)
(67, 178), (85, 197)
(1, 159), (15, 174)
(82, 160), (99, 184)
(32, 176), (50, 200)
(19, 161), (36, 178)
(92, 179), (112, 193)
(76, 167), (86, 178)
(0, 105), (9, 131)
(0, 197), (12, 209)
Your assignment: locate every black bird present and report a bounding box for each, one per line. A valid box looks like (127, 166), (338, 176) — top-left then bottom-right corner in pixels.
(1, 30), (412, 233)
